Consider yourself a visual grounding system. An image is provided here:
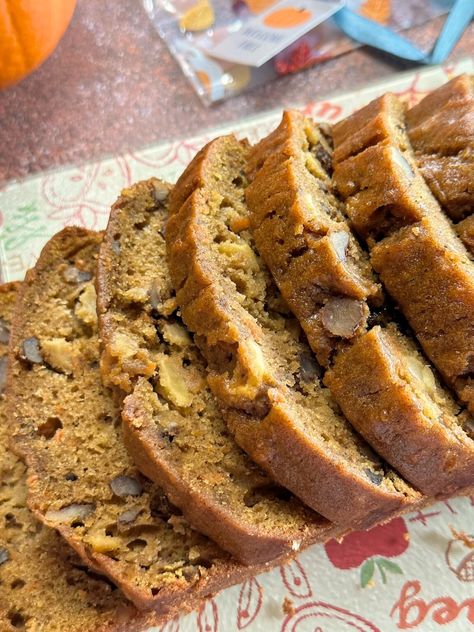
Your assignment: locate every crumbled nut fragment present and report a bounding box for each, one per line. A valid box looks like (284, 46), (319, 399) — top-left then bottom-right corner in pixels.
(41, 338), (77, 374)
(364, 468), (383, 486)
(0, 356), (8, 394)
(0, 547), (9, 565)
(118, 508), (141, 525)
(329, 231), (349, 262)
(156, 354), (194, 408)
(405, 355), (437, 395)
(152, 184), (169, 203)
(110, 475), (143, 497)
(85, 532), (122, 553)
(392, 147), (413, 180)
(63, 266), (93, 284)
(161, 322), (191, 347)
(109, 331), (140, 359)
(149, 280), (162, 311)
(121, 287), (149, 303)
(320, 298), (366, 338)
(188, 546), (201, 561)
(298, 350), (321, 383)
(0, 317), (10, 344)
(45, 504), (94, 524)
(111, 239), (121, 255)
(75, 283), (98, 327)
(229, 339), (266, 398)
(20, 337), (43, 364)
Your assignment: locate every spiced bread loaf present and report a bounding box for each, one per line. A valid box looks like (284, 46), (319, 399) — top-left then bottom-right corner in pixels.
(8, 227), (264, 613)
(166, 135), (419, 528)
(333, 93), (474, 419)
(406, 74), (474, 226)
(0, 282), (162, 632)
(246, 109), (474, 497)
(98, 179), (334, 565)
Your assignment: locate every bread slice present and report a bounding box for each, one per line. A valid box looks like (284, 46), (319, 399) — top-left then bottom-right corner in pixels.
(0, 283), (162, 632)
(166, 135), (418, 528)
(333, 93), (474, 420)
(246, 110), (382, 368)
(327, 325), (474, 497)
(8, 227), (265, 612)
(97, 179), (334, 565)
(406, 74), (474, 224)
(246, 109), (473, 497)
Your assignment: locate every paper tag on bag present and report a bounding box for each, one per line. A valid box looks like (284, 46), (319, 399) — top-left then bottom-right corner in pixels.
(206, 0), (344, 67)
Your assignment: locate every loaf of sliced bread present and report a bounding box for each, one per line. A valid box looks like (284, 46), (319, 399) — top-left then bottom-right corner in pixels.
(246, 109), (473, 497)
(406, 74), (473, 225)
(333, 93), (474, 420)
(98, 179), (334, 565)
(8, 227), (263, 613)
(166, 135), (419, 528)
(0, 282), (163, 632)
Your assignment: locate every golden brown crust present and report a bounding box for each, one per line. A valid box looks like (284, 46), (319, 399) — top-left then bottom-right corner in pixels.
(406, 74), (474, 229)
(333, 92), (474, 423)
(8, 227), (264, 612)
(325, 326), (474, 497)
(167, 134), (418, 528)
(406, 74), (473, 154)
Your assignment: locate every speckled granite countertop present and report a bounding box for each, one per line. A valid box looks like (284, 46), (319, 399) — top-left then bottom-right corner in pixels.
(0, 0), (472, 185)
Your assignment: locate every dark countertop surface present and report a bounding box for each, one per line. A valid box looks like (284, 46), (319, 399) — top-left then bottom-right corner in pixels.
(1, 0), (472, 185)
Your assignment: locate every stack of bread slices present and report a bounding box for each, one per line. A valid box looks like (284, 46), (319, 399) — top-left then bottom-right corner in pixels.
(1, 74), (473, 631)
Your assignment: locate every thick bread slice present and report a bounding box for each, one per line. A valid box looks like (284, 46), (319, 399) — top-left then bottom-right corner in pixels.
(406, 74), (474, 224)
(98, 179), (334, 565)
(246, 110), (382, 367)
(167, 135), (417, 528)
(246, 109), (472, 497)
(333, 92), (474, 421)
(0, 282), (161, 632)
(8, 227), (263, 612)
(326, 325), (474, 497)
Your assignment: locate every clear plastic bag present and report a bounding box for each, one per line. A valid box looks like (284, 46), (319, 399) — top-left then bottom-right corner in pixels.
(143, 0), (452, 104)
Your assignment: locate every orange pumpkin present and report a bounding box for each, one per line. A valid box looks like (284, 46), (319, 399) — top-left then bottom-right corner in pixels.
(0, 0), (77, 89)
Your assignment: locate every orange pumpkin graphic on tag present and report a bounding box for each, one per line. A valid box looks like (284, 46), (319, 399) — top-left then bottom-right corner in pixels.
(263, 7), (312, 29)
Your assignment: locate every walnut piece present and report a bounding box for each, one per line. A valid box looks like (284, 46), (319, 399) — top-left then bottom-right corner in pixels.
(75, 283), (98, 327)
(41, 338), (77, 374)
(110, 475), (143, 497)
(156, 354), (194, 408)
(329, 231), (349, 262)
(320, 298), (366, 338)
(45, 503), (94, 524)
(162, 322), (191, 347)
(20, 337), (43, 364)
